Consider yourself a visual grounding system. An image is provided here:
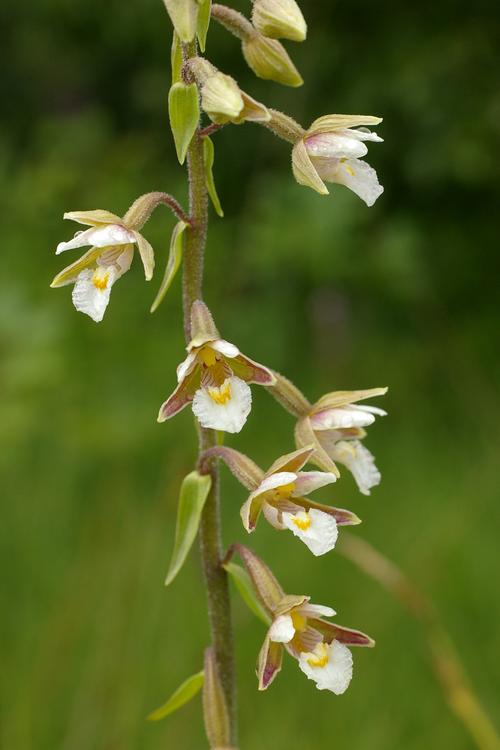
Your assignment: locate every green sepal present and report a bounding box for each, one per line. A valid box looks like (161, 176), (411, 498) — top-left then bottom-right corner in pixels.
(223, 561), (271, 625)
(147, 670), (204, 721)
(150, 221), (187, 313)
(168, 82), (200, 165)
(171, 31), (183, 83)
(196, 0), (212, 52)
(165, 471), (212, 586)
(202, 136), (224, 217)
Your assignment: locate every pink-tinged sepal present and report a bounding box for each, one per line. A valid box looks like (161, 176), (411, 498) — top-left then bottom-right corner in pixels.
(231, 354), (276, 385)
(257, 635), (283, 690)
(313, 619), (375, 648)
(190, 299), (220, 347)
(292, 470), (337, 495)
(158, 367), (200, 422)
(292, 497), (361, 526)
(233, 544), (284, 614)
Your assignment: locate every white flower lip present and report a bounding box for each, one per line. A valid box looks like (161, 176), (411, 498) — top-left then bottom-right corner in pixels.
(311, 403), (386, 430)
(282, 508), (338, 556)
(192, 375), (251, 433)
(72, 266), (117, 323)
(298, 640), (353, 694)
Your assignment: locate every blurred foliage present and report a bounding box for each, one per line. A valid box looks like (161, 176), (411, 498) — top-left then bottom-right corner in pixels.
(1, 0), (499, 749)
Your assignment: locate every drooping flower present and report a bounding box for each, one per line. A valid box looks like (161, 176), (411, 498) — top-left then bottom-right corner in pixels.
(51, 207), (155, 322)
(232, 545), (374, 693)
(239, 445), (361, 553)
(263, 596), (372, 693)
(295, 388), (388, 495)
(292, 115), (384, 205)
(158, 300), (275, 433)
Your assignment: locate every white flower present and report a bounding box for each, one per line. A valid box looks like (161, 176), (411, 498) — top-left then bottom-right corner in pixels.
(298, 640), (353, 694)
(51, 208), (155, 322)
(295, 387), (387, 495)
(292, 115), (384, 206)
(281, 508), (338, 556)
(158, 301), (275, 433)
(239, 445), (361, 543)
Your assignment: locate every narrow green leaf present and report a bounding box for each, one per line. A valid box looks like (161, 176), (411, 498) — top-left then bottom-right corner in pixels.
(223, 562), (271, 625)
(171, 31), (183, 83)
(150, 221), (187, 313)
(169, 82), (200, 165)
(202, 136), (224, 217)
(196, 0), (212, 52)
(165, 471), (212, 586)
(147, 670), (204, 721)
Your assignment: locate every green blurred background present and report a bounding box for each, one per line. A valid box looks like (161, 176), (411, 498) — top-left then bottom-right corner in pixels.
(2, 0), (499, 748)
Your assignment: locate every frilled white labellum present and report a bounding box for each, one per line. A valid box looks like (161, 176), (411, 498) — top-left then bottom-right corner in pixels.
(72, 266), (118, 323)
(329, 439), (381, 496)
(192, 375), (252, 433)
(298, 640), (353, 694)
(282, 508), (338, 556)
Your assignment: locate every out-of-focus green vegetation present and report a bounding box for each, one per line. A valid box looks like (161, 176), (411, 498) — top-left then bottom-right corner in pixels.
(1, 1), (499, 748)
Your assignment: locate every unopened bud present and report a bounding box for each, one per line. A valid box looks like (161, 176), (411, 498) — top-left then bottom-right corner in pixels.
(242, 34), (303, 87)
(189, 57), (269, 125)
(162, 0), (199, 43)
(252, 0), (307, 42)
(202, 649), (231, 750)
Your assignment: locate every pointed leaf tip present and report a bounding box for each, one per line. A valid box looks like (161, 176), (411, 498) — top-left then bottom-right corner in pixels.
(150, 221), (187, 313)
(165, 471), (212, 586)
(147, 670), (204, 721)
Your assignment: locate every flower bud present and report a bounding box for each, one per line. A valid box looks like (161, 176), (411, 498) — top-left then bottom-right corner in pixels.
(189, 57), (270, 125)
(252, 0), (307, 42)
(162, 0), (199, 43)
(242, 34), (303, 87)
(202, 648), (231, 750)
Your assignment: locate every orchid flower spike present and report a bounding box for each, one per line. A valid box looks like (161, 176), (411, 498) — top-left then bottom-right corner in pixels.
(295, 388), (388, 495)
(158, 301), (275, 433)
(292, 114), (384, 206)
(51, 205), (155, 322)
(232, 545), (374, 693)
(239, 445), (360, 554)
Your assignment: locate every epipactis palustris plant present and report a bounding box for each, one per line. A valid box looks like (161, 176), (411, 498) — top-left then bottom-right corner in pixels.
(51, 1), (387, 746)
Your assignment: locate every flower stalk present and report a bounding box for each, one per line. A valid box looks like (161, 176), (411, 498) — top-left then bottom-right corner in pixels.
(182, 39), (237, 745)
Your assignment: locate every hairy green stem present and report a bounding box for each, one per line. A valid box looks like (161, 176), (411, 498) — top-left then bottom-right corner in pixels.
(182, 40), (237, 745)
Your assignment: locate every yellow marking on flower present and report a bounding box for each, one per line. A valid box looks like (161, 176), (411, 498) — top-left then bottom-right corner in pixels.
(306, 642), (329, 668)
(92, 270), (110, 290)
(273, 482), (295, 499)
(345, 164), (355, 176)
(208, 380), (232, 405)
(291, 611), (307, 632)
(199, 346), (218, 367)
(292, 511), (311, 531)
